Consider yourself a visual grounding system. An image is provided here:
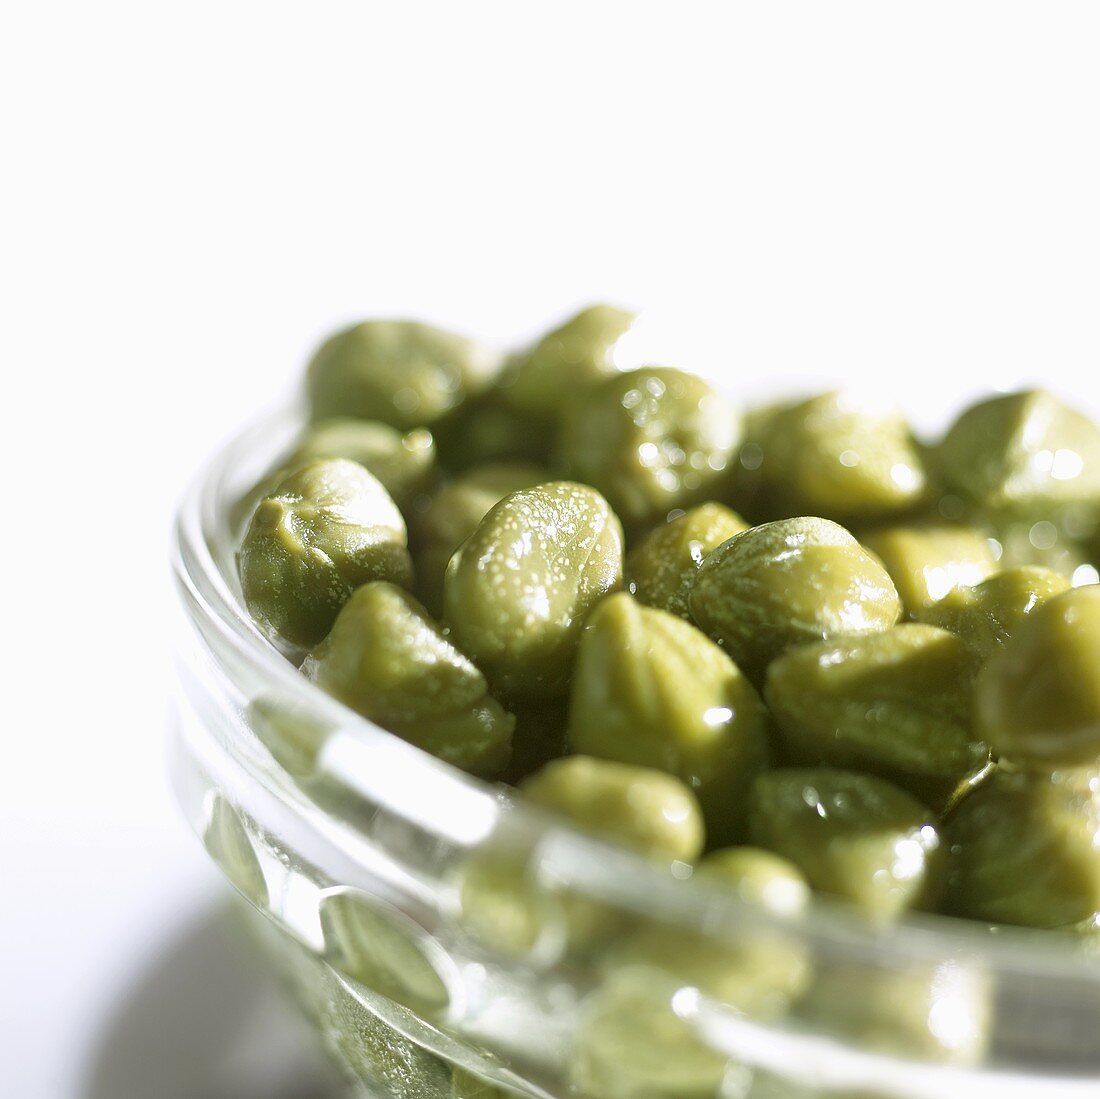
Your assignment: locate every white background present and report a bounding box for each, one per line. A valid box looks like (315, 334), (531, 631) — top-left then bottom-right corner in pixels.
(3, 3), (1100, 1096)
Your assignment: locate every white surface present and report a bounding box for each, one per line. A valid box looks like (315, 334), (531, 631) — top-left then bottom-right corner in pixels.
(2, 3), (1100, 1096)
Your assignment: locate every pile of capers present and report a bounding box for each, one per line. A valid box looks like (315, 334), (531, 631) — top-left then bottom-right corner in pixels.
(238, 307), (1100, 940)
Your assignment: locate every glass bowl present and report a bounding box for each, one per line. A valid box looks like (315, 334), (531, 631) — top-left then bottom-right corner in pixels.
(170, 401), (1100, 1099)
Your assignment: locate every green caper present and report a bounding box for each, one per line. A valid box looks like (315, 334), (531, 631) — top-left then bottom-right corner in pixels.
(608, 847), (812, 1022)
(859, 524), (998, 614)
(920, 565), (1071, 663)
(747, 769), (943, 921)
(627, 502), (750, 619)
(694, 847), (812, 917)
(248, 693), (330, 779)
(521, 756), (705, 863)
(568, 593), (770, 846)
(557, 367), (741, 527)
(798, 958), (990, 1065)
(238, 458), (412, 648)
(936, 389), (1100, 515)
(764, 624), (989, 809)
(445, 481), (624, 700)
(500, 303), (636, 420)
(689, 517), (901, 683)
(944, 767), (1100, 928)
(306, 319), (502, 428)
(453, 844), (552, 961)
(975, 586), (1100, 769)
(570, 968), (729, 1099)
(755, 391), (928, 521)
(319, 890), (451, 1018)
(289, 418), (437, 506)
(303, 582), (513, 777)
(203, 796), (267, 908)
(410, 462), (550, 615)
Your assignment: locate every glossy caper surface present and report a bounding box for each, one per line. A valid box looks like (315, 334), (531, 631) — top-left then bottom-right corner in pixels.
(557, 366), (741, 527)
(238, 458), (412, 648)
(444, 481), (623, 700)
(306, 319), (501, 428)
(689, 516), (902, 682)
(569, 592), (769, 846)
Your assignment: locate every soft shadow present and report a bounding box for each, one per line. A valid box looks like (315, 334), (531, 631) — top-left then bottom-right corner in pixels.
(83, 902), (345, 1099)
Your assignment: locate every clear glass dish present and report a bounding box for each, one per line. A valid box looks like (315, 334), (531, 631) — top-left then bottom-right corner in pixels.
(171, 401), (1100, 1099)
